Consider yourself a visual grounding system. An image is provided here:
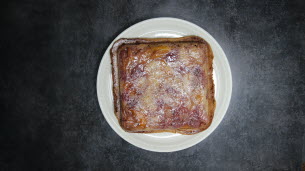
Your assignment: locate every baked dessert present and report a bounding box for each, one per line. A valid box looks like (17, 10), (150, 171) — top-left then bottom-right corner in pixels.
(111, 36), (215, 135)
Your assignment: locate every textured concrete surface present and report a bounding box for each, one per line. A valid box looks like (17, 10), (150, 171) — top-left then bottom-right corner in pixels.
(1, 0), (305, 170)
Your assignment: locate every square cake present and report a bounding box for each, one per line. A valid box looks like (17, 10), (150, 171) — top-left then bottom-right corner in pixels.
(111, 36), (215, 134)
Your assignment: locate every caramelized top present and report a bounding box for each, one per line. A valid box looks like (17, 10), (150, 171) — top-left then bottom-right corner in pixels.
(117, 42), (212, 132)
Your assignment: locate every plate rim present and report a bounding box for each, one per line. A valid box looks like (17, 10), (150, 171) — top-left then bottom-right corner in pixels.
(97, 17), (232, 152)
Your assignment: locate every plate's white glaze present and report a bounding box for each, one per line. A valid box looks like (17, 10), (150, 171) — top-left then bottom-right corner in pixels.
(97, 18), (232, 152)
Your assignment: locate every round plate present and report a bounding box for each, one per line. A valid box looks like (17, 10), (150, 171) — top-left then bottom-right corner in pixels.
(97, 17), (232, 152)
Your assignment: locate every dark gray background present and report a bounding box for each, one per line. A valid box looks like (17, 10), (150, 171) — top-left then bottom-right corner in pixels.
(1, 0), (304, 170)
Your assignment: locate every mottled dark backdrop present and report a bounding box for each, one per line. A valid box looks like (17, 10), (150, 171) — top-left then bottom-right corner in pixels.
(1, 0), (304, 170)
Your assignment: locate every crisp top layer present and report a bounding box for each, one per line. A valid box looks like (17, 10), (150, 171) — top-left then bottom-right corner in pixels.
(117, 42), (212, 132)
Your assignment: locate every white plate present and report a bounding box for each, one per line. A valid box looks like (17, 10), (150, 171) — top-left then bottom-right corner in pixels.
(97, 17), (232, 152)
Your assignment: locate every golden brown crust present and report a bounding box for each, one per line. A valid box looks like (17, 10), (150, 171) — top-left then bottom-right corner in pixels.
(110, 36), (215, 135)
